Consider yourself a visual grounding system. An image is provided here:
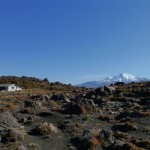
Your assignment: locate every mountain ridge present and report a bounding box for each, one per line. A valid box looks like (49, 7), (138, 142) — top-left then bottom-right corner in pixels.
(77, 73), (149, 88)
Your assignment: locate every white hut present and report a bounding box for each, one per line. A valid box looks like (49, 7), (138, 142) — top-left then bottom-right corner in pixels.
(0, 84), (22, 92)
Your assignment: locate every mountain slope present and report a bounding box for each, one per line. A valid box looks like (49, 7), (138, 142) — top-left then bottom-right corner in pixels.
(77, 73), (149, 88)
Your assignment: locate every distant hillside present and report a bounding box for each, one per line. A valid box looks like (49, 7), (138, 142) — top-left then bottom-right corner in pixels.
(0, 76), (72, 90)
(0, 76), (48, 89)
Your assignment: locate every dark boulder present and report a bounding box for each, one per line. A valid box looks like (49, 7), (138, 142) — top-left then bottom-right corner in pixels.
(24, 99), (42, 109)
(1, 128), (27, 143)
(43, 78), (49, 83)
(104, 86), (116, 94)
(64, 103), (87, 115)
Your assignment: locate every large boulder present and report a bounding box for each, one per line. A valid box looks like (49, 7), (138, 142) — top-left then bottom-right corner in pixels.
(14, 113), (27, 124)
(0, 111), (20, 128)
(99, 130), (115, 148)
(94, 98), (106, 107)
(43, 78), (49, 83)
(0, 112), (27, 143)
(17, 145), (26, 150)
(1, 128), (27, 143)
(14, 113), (37, 124)
(79, 129), (102, 149)
(29, 94), (50, 101)
(104, 86), (116, 94)
(95, 88), (107, 96)
(24, 99), (42, 109)
(64, 103), (87, 115)
(51, 93), (71, 103)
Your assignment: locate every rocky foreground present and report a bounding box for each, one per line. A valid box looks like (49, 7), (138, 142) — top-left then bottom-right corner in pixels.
(0, 81), (150, 150)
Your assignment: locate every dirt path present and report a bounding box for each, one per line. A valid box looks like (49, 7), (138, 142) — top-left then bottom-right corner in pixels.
(23, 112), (68, 150)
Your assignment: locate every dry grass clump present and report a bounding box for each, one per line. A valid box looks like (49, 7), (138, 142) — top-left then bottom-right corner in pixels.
(3, 103), (16, 111)
(70, 123), (85, 133)
(113, 122), (138, 132)
(47, 101), (62, 112)
(119, 117), (134, 123)
(87, 136), (101, 150)
(139, 112), (150, 117)
(2, 129), (27, 143)
(34, 122), (58, 135)
(113, 131), (131, 141)
(115, 111), (150, 120)
(98, 114), (113, 122)
(143, 126), (150, 132)
(20, 107), (31, 114)
(84, 104), (98, 113)
(78, 105), (87, 114)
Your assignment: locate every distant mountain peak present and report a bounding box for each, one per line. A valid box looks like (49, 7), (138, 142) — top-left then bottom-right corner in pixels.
(118, 73), (137, 78)
(77, 73), (149, 88)
(105, 76), (113, 80)
(109, 73), (139, 82)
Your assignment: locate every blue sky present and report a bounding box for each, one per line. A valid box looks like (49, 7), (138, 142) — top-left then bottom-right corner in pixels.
(0, 0), (150, 84)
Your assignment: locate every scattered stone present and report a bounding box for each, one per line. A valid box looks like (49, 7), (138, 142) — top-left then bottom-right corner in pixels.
(64, 103), (87, 115)
(95, 88), (107, 96)
(29, 94), (50, 101)
(47, 101), (62, 111)
(17, 145), (26, 150)
(0, 78), (150, 150)
(2, 128), (27, 142)
(14, 113), (27, 124)
(99, 130), (115, 148)
(104, 86), (116, 94)
(51, 93), (71, 103)
(43, 78), (49, 83)
(27, 143), (39, 149)
(115, 111), (150, 120)
(24, 99), (42, 109)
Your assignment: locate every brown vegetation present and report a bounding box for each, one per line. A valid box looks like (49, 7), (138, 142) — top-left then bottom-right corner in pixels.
(113, 123), (138, 132)
(87, 137), (101, 150)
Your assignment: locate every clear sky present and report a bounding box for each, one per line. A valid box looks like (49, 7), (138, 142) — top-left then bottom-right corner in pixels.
(0, 0), (150, 84)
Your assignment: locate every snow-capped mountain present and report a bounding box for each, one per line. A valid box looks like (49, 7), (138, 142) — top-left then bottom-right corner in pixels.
(77, 73), (149, 88)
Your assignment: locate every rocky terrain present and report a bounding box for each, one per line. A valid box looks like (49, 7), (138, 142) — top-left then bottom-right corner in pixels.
(0, 77), (150, 150)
